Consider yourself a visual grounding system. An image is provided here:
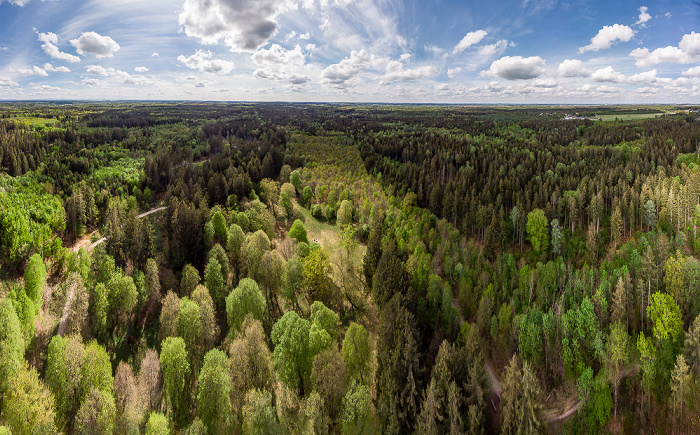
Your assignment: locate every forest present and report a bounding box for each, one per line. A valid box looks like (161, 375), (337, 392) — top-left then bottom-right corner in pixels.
(1, 102), (700, 434)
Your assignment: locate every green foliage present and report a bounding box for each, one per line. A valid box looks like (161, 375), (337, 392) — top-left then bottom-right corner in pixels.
(181, 263), (200, 297)
(178, 297), (203, 367)
(279, 190), (293, 220)
(210, 211), (228, 245)
(160, 336), (191, 425)
(242, 389), (278, 435)
(337, 199), (353, 227)
(245, 200), (275, 238)
(272, 311), (311, 393)
(75, 387), (116, 435)
(208, 243), (230, 285)
(80, 341), (113, 402)
(288, 219), (309, 244)
(2, 362), (57, 435)
(342, 323), (371, 384)
(341, 381), (376, 435)
(23, 253), (46, 305)
(145, 412), (170, 435)
(226, 277), (266, 335)
(204, 255), (226, 309)
(197, 349), (232, 434)
(647, 291), (683, 343)
(526, 208), (548, 256)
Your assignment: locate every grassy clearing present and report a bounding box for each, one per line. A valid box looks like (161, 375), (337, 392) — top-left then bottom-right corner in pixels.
(10, 116), (63, 131)
(598, 113), (666, 121)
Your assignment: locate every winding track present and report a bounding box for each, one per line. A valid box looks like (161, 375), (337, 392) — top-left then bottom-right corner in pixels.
(57, 206), (166, 336)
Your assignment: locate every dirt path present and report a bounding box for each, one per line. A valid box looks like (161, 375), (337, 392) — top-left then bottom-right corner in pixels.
(56, 205), (166, 336)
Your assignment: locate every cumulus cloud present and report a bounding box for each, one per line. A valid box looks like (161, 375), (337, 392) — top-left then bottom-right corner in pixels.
(558, 59), (589, 77)
(177, 50), (235, 74)
(179, 0), (294, 52)
(531, 78), (557, 88)
(425, 45), (443, 56)
(635, 6), (651, 26)
(251, 44), (309, 86)
(591, 66), (625, 83)
(299, 32), (311, 40)
(151, 52), (159, 57)
(85, 65), (110, 76)
(37, 31), (81, 63)
(82, 78), (100, 87)
(322, 49), (371, 87)
(579, 24), (635, 53)
(380, 60), (437, 83)
(447, 67), (462, 78)
(18, 66), (49, 76)
(630, 32), (700, 66)
(484, 56), (545, 80)
(134, 67), (149, 72)
(478, 40), (508, 57)
(453, 30), (487, 54)
(683, 66), (700, 77)
(32, 84), (61, 91)
(2, 0), (31, 6)
(680, 31), (700, 57)
(17, 63), (70, 76)
(0, 77), (19, 87)
(70, 32), (120, 58)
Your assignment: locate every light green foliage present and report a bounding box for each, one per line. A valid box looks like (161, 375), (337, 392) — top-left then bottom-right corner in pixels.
(0, 175), (65, 263)
(588, 371), (612, 429)
(227, 223), (246, 280)
(7, 287), (35, 344)
(341, 381), (376, 435)
(288, 219), (309, 244)
(644, 200), (657, 229)
(260, 179), (279, 213)
(80, 341), (113, 402)
(107, 271), (138, 327)
(302, 246), (335, 308)
(211, 211), (228, 245)
(46, 335), (72, 429)
(181, 263), (200, 297)
(2, 362), (57, 435)
(606, 322), (628, 416)
(337, 200), (353, 227)
(272, 311), (311, 393)
(311, 204), (323, 219)
(290, 169), (302, 194)
(671, 354), (691, 421)
(144, 257), (160, 306)
(526, 208), (548, 256)
(159, 291), (180, 343)
(577, 366), (594, 403)
(183, 419), (207, 435)
(204, 255), (226, 309)
(204, 220), (215, 247)
(279, 190), (293, 220)
(243, 230), (271, 281)
(178, 297), (203, 367)
(282, 255), (304, 307)
(93, 282), (108, 339)
(280, 165), (292, 184)
(242, 389), (278, 435)
(237, 212), (250, 233)
(309, 301), (339, 356)
(664, 251), (687, 311)
(197, 349), (232, 434)
(75, 387), (116, 435)
(192, 285), (220, 353)
(226, 278), (266, 335)
(145, 412), (170, 435)
(23, 253), (46, 305)
(160, 337), (191, 424)
(647, 291), (683, 342)
(342, 323), (371, 384)
(208, 243), (230, 285)
(245, 200), (275, 238)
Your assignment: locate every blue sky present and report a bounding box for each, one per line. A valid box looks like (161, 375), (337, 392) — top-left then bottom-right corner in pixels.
(0, 0), (698, 102)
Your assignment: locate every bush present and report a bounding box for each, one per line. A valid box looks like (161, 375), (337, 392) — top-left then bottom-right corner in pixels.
(311, 204), (323, 220)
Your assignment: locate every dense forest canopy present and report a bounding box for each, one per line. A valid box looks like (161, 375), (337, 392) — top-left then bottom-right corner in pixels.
(1, 102), (700, 434)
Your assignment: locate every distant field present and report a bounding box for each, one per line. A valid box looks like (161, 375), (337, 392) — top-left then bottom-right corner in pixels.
(598, 112), (667, 121)
(10, 116), (62, 130)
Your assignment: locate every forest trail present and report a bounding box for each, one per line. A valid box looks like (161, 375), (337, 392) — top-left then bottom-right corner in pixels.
(57, 205), (166, 336)
(485, 359), (501, 397)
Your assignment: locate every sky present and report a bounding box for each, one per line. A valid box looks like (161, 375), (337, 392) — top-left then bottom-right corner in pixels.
(0, 0), (698, 103)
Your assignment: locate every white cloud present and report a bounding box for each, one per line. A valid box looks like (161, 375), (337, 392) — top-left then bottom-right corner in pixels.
(447, 67), (462, 78)
(579, 24), (635, 53)
(680, 31), (700, 57)
(558, 59), (589, 77)
(299, 32), (311, 40)
(37, 31), (81, 63)
(399, 53), (412, 61)
(322, 49), (371, 87)
(134, 67), (149, 72)
(177, 50), (235, 74)
(32, 84), (61, 91)
(425, 44), (443, 56)
(18, 66), (49, 76)
(683, 66), (700, 77)
(592, 66), (625, 83)
(532, 78), (557, 88)
(44, 64), (70, 73)
(251, 44), (305, 66)
(0, 46), (8, 51)
(630, 46), (689, 67)
(381, 60), (437, 83)
(179, 0), (294, 52)
(2, 0), (30, 6)
(453, 30), (487, 54)
(185, 75), (198, 80)
(478, 40), (508, 57)
(85, 65), (110, 76)
(305, 43), (318, 52)
(82, 78), (100, 87)
(251, 44), (309, 86)
(70, 32), (120, 58)
(484, 56), (545, 80)
(635, 6), (651, 26)
(285, 31), (297, 41)
(151, 52), (159, 57)
(0, 77), (19, 87)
